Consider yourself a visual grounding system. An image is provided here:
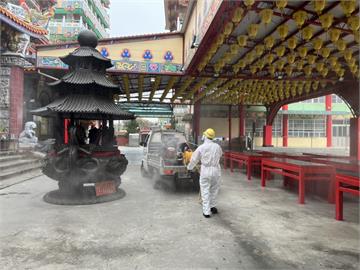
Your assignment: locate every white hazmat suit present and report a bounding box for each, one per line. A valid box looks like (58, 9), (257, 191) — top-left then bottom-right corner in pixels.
(187, 137), (223, 216)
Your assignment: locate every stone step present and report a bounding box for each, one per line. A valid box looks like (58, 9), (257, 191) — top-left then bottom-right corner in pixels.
(0, 154), (27, 163)
(0, 169), (43, 190)
(0, 151), (18, 157)
(0, 159), (40, 171)
(0, 162), (43, 181)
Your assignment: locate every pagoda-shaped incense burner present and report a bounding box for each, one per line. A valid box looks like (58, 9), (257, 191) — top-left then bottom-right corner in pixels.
(33, 30), (134, 205)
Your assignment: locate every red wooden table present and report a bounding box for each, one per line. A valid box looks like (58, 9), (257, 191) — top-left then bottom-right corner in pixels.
(261, 158), (336, 204)
(302, 152), (351, 159)
(228, 152), (269, 180)
(335, 173), (360, 221)
(311, 158), (360, 174)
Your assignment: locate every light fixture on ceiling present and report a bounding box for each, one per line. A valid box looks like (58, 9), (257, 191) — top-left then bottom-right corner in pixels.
(150, 77), (155, 82)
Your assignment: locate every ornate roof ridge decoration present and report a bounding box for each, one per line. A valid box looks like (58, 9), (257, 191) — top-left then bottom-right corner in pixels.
(48, 69), (118, 89)
(31, 94), (134, 120)
(0, 5), (48, 35)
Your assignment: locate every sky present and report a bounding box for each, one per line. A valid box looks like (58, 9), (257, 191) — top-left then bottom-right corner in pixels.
(109, 0), (167, 38)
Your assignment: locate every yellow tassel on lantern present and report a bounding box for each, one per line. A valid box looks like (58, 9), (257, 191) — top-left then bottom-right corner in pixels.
(347, 57), (356, 67)
(224, 22), (234, 36)
(316, 62), (324, 72)
(298, 47), (308, 58)
(314, 0), (326, 15)
(285, 66), (293, 77)
(293, 11), (308, 28)
(276, 0), (288, 10)
(255, 45), (265, 56)
(337, 68), (345, 77)
(319, 13), (334, 30)
(276, 60), (285, 71)
(232, 7), (244, 24)
(287, 53), (296, 64)
(329, 56), (338, 67)
(260, 9), (273, 25)
(287, 36), (297, 50)
(329, 29), (341, 43)
(347, 16), (360, 32)
(312, 81), (319, 90)
(250, 66), (257, 74)
(237, 35), (248, 47)
(343, 49), (353, 61)
(244, 0), (255, 8)
(321, 47), (331, 58)
(340, 0), (356, 17)
(296, 60), (304, 71)
(336, 39), (346, 51)
(275, 45), (286, 57)
(248, 24), (259, 39)
(304, 65), (312, 77)
(321, 67), (329, 77)
(307, 54), (317, 65)
(301, 26), (314, 41)
(264, 36), (275, 49)
(266, 54), (275, 64)
(312, 38), (323, 51)
(277, 24), (289, 40)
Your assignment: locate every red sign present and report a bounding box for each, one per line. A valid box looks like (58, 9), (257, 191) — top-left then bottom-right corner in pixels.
(95, 181), (116, 196)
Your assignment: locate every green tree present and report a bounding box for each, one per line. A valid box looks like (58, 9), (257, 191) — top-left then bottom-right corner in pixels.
(125, 120), (139, 134)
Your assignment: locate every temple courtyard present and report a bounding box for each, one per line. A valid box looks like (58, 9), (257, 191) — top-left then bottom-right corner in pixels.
(0, 147), (358, 270)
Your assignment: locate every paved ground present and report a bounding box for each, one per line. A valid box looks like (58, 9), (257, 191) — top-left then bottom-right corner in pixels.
(0, 147), (359, 269)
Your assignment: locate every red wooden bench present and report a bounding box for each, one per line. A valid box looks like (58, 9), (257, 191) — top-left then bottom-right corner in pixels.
(261, 158), (336, 204)
(229, 152), (270, 180)
(335, 174), (360, 221)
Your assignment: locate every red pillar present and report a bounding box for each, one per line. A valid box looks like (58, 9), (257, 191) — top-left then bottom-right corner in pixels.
(9, 66), (24, 138)
(238, 105), (245, 137)
(282, 105), (288, 147)
(349, 117), (360, 161)
(228, 105), (232, 150)
(193, 100), (201, 144)
(64, 119), (69, 144)
(263, 125), (272, 147)
(326, 95), (332, 147)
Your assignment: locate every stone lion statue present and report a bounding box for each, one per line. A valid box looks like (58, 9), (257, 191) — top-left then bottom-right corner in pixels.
(19, 121), (38, 145)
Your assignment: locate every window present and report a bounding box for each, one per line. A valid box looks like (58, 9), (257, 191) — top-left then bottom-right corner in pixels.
(288, 117), (326, 137)
(332, 94), (344, 103)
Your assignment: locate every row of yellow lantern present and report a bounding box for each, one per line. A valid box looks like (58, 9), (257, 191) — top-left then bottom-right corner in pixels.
(171, 76), (195, 102)
(194, 78), (227, 103)
(182, 77), (210, 100)
(122, 75), (130, 100)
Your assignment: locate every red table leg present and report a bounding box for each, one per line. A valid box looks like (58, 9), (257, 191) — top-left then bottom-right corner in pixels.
(247, 160), (252, 180)
(298, 170), (305, 204)
(335, 180), (343, 220)
(230, 158), (234, 172)
(261, 165), (266, 187)
(327, 171), (336, 204)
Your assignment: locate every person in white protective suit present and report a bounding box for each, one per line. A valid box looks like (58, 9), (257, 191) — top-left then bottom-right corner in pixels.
(187, 128), (223, 218)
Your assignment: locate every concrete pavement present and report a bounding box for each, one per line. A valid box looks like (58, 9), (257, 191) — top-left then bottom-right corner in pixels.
(0, 147), (358, 269)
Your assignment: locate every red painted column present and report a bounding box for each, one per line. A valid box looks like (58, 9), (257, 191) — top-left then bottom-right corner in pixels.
(349, 117), (360, 161)
(325, 95), (332, 147)
(238, 104), (245, 137)
(9, 66), (24, 138)
(193, 100), (201, 144)
(64, 119), (69, 144)
(228, 105), (232, 150)
(282, 105), (288, 147)
(263, 125), (272, 147)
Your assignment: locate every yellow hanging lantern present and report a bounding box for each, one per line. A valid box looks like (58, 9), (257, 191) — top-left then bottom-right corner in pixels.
(215, 34), (224, 47)
(214, 63), (221, 73)
(312, 38), (323, 51)
(230, 44), (239, 55)
(275, 45), (286, 57)
(293, 11), (308, 28)
(298, 47), (308, 58)
(305, 81), (311, 94)
(296, 59), (304, 71)
(329, 29), (341, 43)
(337, 68), (345, 77)
(238, 60), (246, 69)
(237, 35), (248, 47)
(260, 9), (273, 25)
(244, 0), (255, 8)
(321, 67), (329, 77)
(336, 39), (346, 51)
(233, 64), (240, 73)
(277, 24), (289, 40)
(250, 66), (257, 74)
(347, 16), (360, 32)
(224, 53), (233, 63)
(343, 49), (353, 61)
(264, 36), (275, 49)
(301, 26), (314, 41)
(304, 65), (312, 77)
(355, 31), (360, 44)
(320, 47), (331, 58)
(209, 44), (218, 54)
(347, 57), (356, 67)
(319, 13), (334, 30)
(276, 0), (288, 10)
(285, 66), (293, 77)
(232, 7), (244, 24)
(333, 63), (342, 73)
(287, 37), (297, 50)
(276, 60), (285, 71)
(312, 81), (319, 91)
(224, 22), (234, 36)
(266, 54), (275, 64)
(257, 60), (265, 70)
(329, 56), (338, 67)
(316, 62), (324, 72)
(307, 54), (317, 65)
(314, 0), (326, 15)
(340, 0), (356, 17)
(255, 44), (265, 56)
(287, 53), (296, 64)
(248, 24), (259, 39)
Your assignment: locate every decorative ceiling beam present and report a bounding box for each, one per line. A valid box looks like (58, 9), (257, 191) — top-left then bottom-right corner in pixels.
(160, 76), (178, 102)
(122, 75), (130, 101)
(138, 75), (144, 101)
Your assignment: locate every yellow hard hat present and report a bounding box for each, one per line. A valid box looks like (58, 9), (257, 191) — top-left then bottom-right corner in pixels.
(203, 128), (215, 139)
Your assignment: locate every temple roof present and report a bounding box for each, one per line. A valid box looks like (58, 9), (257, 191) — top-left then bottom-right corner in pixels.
(48, 69), (118, 89)
(60, 47), (113, 69)
(31, 94), (134, 120)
